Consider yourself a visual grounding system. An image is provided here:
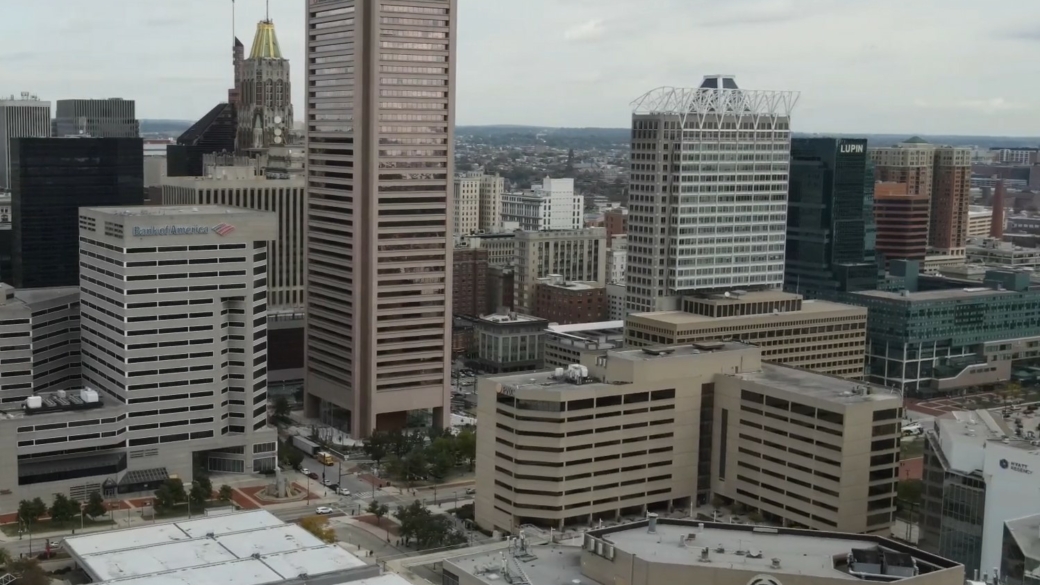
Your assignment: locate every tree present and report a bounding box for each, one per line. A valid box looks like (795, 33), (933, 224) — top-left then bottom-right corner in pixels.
(272, 395), (292, 425)
(299, 515), (336, 543)
(428, 449), (453, 482)
(455, 429), (477, 470)
(898, 479), (924, 506)
(9, 558), (48, 585)
(189, 482), (210, 508)
(279, 440), (304, 469)
(401, 449), (429, 485)
(218, 485), (234, 504)
(49, 494), (78, 524)
(154, 478), (187, 510)
(367, 500), (389, 527)
(195, 476), (213, 497)
(747, 510), (764, 524)
(732, 502), (747, 515)
(0, 546), (12, 569)
(17, 498), (46, 527)
(711, 495), (726, 510)
(362, 432), (390, 467)
(84, 491), (108, 520)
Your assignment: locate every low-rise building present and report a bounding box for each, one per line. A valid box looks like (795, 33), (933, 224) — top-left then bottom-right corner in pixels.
(921, 408), (1040, 578)
(476, 342), (762, 532)
(966, 238), (1040, 269)
(544, 320), (624, 368)
(712, 365), (901, 534)
(470, 312), (549, 374)
(626, 291), (867, 379)
(533, 276), (607, 325)
(969, 205), (994, 238)
(445, 521), (962, 585)
(458, 231), (516, 268)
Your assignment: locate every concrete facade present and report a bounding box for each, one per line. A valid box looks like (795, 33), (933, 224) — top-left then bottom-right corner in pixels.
(470, 312), (548, 374)
(0, 96), (50, 190)
(501, 177), (582, 231)
(161, 172), (306, 309)
(453, 171), (503, 236)
(626, 291), (867, 379)
(712, 366), (901, 534)
(475, 343), (762, 532)
(304, 0), (456, 437)
(78, 206), (279, 479)
(627, 76), (795, 313)
(514, 228), (606, 313)
(0, 284), (80, 404)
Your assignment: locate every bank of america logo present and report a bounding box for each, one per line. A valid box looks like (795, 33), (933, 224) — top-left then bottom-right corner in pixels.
(213, 223), (236, 237)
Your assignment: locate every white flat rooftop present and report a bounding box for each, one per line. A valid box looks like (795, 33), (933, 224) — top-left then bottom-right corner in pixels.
(85, 205), (259, 217)
(64, 510), (370, 585)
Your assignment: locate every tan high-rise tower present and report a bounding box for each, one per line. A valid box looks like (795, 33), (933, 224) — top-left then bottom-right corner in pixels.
(303, 0), (456, 437)
(870, 137), (971, 253)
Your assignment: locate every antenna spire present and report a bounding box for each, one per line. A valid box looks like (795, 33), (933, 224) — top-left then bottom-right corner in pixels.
(266, 0), (270, 21)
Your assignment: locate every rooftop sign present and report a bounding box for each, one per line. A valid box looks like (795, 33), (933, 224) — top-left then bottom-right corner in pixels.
(132, 223), (236, 237)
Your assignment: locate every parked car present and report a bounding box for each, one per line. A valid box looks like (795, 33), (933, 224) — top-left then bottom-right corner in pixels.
(315, 506), (334, 515)
(300, 467), (309, 475)
(464, 487), (476, 495)
(308, 472), (319, 480)
(322, 478), (333, 486)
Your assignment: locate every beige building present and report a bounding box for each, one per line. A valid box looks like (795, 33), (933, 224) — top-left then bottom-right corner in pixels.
(968, 205), (993, 238)
(444, 521), (963, 585)
(475, 342), (763, 532)
(457, 231), (516, 268)
(454, 171), (503, 236)
(162, 168), (305, 310)
(626, 291), (867, 379)
(514, 228), (606, 313)
(303, 0), (456, 436)
(712, 365), (901, 534)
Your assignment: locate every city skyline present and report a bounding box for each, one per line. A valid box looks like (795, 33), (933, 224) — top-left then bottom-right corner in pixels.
(2, 0), (1039, 135)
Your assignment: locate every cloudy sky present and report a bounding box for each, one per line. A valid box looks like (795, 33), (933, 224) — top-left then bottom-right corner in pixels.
(3, 0), (1039, 135)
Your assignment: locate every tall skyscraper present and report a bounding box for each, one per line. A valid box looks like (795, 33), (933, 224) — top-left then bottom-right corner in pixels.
(52, 98), (140, 138)
(785, 137), (877, 297)
(11, 137), (143, 288)
(79, 205), (278, 475)
(237, 18), (293, 150)
(870, 138), (972, 253)
(304, 0), (456, 437)
(167, 103), (237, 177)
(873, 181), (929, 264)
(0, 94), (50, 191)
(626, 76), (797, 313)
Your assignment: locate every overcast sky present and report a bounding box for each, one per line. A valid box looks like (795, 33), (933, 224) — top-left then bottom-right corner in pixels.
(3, 0), (1040, 135)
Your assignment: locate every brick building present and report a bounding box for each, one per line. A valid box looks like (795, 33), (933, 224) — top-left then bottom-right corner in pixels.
(874, 181), (929, 264)
(533, 275), (608, 325)
(453, 247), (489, 317)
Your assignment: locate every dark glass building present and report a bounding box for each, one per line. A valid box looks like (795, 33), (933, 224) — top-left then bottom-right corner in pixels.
(166, 103), (236, 177)
(785, 137), (878, 299)
(11, 137), (143, 288)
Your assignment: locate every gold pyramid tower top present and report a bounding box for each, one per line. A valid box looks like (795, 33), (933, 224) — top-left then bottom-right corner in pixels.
(249, 20), (283, 60)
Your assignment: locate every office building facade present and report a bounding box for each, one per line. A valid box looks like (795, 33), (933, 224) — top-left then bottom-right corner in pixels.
(871, 138), (972, 253)
(476, 343), (763, 531)
(454, 171), (503, 236)
(626, 76), (797, 313)
(53, 98), (139, 138)
(304, 0), (456, 437)
(626, 291), (867, 379)
(874, 181), (929, 264)
(712, 366), (901, 534)
(166, 103), (237, 177)
(458, 231), (516, 267)
(470, 312), (548, 374)
(0, 95), (51, 190)
(11, 137), (144, 289)
(162, 171), (306, 309)
(0, 284), (80, 404)
(850, 270), (1040, 396)
(920, 409), (1040, 578)
(453, 247), (489, 317)
(608, 235), (627, 284)
(514, 228), (606, 313)
(786, 138), (877, 297)
(533, 276), (608, 325)
(501, 177), (583, 231)
(78, 206), (278, 476)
